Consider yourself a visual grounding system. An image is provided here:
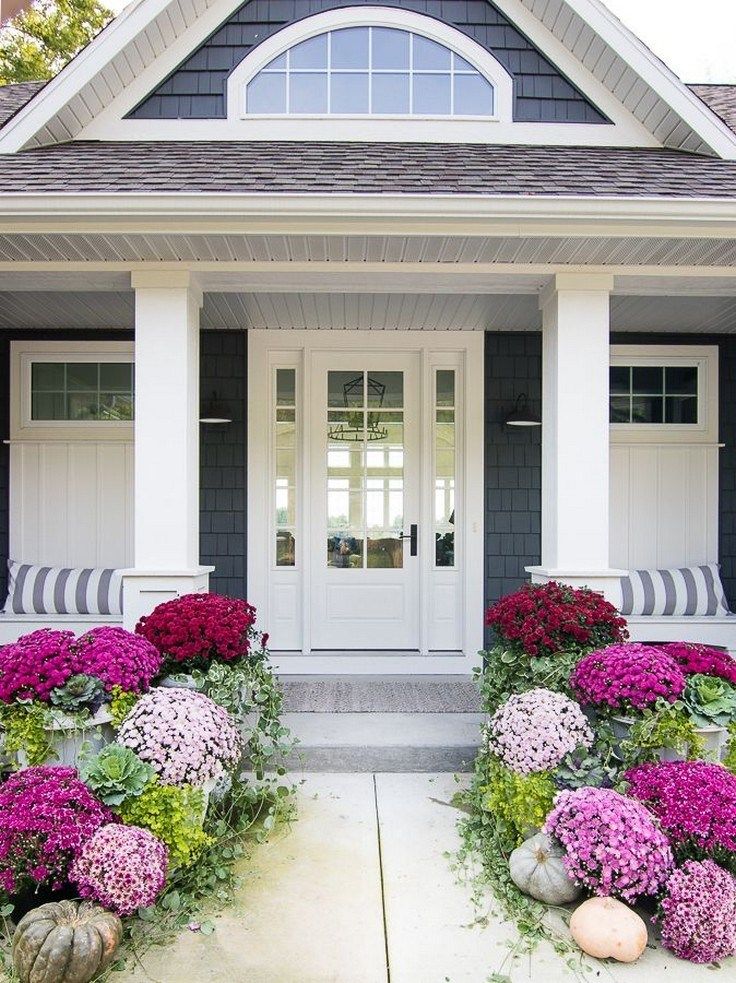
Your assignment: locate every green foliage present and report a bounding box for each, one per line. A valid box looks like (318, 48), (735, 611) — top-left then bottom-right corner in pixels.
(476, 645), (582, 714)
(0, 700), (52, 765)
(683, 673), (736, 728)
(116, 780), (212, 869)
(79, 742), (155, 805)
(0, 0), (113, 84)
(480, 754), (555, 846)
(108, 686), (140, 727)
(724, 722), (736, 774)
(49, 673), (103, 711)
(554, 724), (623, 792)
(187, 653), (295, 781)
(618, 698), (705, 769)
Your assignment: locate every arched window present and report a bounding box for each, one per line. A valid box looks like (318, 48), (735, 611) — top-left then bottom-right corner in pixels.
(245, 26), (496, 118)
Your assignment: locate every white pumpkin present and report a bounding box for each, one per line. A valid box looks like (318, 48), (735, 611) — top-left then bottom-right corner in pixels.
(570, 897), (648, 963)
(509, 832), (582, 905)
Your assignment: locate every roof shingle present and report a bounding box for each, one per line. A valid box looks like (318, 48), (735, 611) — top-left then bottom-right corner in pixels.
(2, 140), (736, 199)
(689, 84), (736, 136)
(0, 81), (45, 129)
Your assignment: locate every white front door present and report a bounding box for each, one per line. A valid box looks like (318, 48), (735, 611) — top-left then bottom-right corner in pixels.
(309, 353), (420, 650)
(248, 330), (485, 674)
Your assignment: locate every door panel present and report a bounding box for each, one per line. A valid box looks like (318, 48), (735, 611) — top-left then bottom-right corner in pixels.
(310, 352), (420, 650)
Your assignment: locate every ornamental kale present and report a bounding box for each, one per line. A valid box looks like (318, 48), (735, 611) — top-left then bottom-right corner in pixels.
(682, 673), (736, 728)
(70, 823), (168, 916)
(659, 642), (736, 685)
(658, 860), (736, 964)
(79, 743), (156, 806)
(71, 626), (162, 694)
(625, 760), (736, 871)
(570, 643), (686, 712)
(0, 629), (76, 703)
(484, 581), (627, 658)
(0, 766), (113, 895)
(487, 688), (593, 775)
(49, 673), (105, 712)
(117, 687), (242, 787)
(544, 786), (674, 902)
(136, 592), (261, 670)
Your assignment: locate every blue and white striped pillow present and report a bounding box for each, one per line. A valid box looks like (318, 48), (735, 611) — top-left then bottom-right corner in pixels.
(619, 564), (731, 617)
(3, 560), (123, 616)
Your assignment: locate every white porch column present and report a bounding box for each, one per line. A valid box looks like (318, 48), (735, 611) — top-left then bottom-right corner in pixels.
(527, 273), (625, 602)
(122, 271), (212, 629)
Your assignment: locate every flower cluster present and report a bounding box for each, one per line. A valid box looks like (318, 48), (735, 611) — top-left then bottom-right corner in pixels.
(136, 593), (260, 668)
(71, 627), (162, 694)
(0, 629), (76, 703)
(659, 642), (736, 685)
(0, 766), (113, 895)
(70, 823), (168, 916)
(570, 643), (686, 712)
(658, 860), (736, 963)
(484, 581), (627, 658)
(625, 761), (736, 861)
(544, 786), (673, 902)
(117, 687), (242, 786)
(487, 688), (593, 775)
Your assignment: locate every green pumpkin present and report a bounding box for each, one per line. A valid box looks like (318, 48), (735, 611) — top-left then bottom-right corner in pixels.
(12, 900), (122, 983)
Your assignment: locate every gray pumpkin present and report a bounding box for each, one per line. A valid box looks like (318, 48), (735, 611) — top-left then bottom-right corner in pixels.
(13, 900), (122, 983)
(509, 832), (582, 905)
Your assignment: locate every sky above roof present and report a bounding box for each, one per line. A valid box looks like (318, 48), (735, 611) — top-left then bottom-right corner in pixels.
(103, 0), (736, 84)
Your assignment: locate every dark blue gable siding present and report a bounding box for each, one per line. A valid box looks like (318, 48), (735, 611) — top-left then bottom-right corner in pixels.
(129, 0), (607, 123)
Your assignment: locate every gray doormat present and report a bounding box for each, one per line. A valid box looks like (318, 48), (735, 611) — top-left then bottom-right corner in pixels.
(280, 675), (483, 713)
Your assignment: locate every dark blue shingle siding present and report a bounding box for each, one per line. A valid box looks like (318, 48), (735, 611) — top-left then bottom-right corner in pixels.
(129, 0), (607, 124)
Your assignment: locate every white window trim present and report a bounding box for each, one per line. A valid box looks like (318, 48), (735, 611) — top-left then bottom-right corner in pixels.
(11, 341), (134, 442)
(227, 7), (513, 131)
(609, 344), (719, 445)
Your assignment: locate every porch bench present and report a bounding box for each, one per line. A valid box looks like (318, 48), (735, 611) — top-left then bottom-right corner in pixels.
(0, 613), (123, 645)
(626, 614), (735, 653)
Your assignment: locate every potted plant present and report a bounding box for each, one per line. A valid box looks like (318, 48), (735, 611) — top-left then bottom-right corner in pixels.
(570, 642), (735, 763)
(0, 627), (162, 769)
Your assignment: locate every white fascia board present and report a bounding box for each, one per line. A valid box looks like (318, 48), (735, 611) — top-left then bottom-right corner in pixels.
(540, 0), (736, 159)
(1, 192), (736, 236)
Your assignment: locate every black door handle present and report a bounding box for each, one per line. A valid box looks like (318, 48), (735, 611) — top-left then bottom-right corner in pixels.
(400, 524), (418, 557)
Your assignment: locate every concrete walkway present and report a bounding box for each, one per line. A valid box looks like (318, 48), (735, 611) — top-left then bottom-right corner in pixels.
(125, 774), (734, 983)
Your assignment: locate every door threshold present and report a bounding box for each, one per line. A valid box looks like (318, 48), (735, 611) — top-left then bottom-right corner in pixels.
(270, 651), (477, 675)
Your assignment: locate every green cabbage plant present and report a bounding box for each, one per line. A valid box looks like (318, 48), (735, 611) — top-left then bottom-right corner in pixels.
(49, 673), (104, 712)
(79, 742), (155, 805)
(684, 674), (736, 728)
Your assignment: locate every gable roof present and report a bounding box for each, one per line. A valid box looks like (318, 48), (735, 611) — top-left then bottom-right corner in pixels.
(689, 85), (736, 136)
(1, 0), (736, 159)
(3, 140), (736, 198)
(0, 81), (45, 129)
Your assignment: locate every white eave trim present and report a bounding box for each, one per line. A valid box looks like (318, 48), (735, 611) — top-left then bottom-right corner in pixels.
(1, 192), (736, 236)
(554, 0), (736, 159)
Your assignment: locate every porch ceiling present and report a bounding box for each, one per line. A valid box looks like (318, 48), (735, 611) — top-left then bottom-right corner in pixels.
(1, 233), (736, 268)
(1, 289), (735, 333)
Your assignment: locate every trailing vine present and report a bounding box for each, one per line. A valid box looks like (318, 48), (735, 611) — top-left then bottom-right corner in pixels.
(618, 699), (705, 769)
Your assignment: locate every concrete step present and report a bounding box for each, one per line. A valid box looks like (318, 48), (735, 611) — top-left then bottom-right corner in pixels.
(280, 673), (482, 713)
(283, 711), (484, 773)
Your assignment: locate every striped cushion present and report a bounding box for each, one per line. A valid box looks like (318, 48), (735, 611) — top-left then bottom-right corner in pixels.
(4, 561), (123, 615)
(619, 564), (731, 617)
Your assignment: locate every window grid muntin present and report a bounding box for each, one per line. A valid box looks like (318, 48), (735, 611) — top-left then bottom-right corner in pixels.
(246, 27), (494, 117)
(30, 360), (134, 422)
(609, 364), (699, 425)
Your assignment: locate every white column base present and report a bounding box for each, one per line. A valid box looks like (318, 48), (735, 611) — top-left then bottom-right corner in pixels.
(120, 566), (214, 631)
(526, 566), (627, 607)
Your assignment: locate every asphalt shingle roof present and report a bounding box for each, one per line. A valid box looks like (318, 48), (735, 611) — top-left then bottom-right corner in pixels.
(0, 81), (45, 129)
(2, 140), (736, 198)
(689, 84), (736, 136)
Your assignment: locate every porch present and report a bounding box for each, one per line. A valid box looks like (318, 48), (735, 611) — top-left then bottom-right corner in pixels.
(0, 235), (734, 661)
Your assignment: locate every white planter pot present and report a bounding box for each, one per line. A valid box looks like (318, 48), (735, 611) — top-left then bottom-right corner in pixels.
(16, 706), (115, 769)
(612, 715), (728, 763)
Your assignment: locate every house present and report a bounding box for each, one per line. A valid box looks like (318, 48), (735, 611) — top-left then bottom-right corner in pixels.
(1, 0), (735, 676)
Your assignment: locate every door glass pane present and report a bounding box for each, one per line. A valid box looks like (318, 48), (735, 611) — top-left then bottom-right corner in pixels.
(326, 370), (405, 569)
(274, 368), (297, 566)
(435, 370), (455, 567)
